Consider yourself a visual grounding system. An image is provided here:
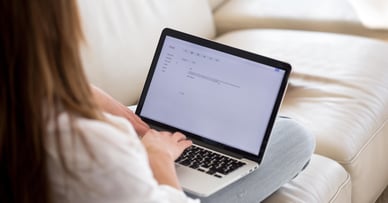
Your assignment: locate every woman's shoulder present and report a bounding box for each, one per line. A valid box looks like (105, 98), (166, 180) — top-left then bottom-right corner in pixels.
(54, 112), (138, 140)
(47, 113), (158, 202)
(47, 112), (146, 164)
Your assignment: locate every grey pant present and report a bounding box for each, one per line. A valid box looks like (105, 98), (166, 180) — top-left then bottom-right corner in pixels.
(188, 117), (315, 202)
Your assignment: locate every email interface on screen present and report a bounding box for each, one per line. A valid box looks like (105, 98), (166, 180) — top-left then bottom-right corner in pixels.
(140, 36), (286, 155)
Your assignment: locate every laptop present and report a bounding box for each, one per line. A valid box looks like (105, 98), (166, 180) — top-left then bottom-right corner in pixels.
(135, 28), (291, 197)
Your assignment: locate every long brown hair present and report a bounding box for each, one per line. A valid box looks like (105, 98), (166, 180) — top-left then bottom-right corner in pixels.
(0, 0), (102, 202)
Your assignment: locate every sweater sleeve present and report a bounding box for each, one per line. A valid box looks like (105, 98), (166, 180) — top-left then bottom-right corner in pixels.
(47, 113), (200, 203)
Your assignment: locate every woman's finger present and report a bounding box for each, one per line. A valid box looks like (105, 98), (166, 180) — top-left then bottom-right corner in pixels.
(172, 132), (187, 142)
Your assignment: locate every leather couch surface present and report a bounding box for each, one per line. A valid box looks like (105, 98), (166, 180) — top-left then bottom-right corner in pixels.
(215, 29), (388, 203)
(78, 0), (215, 105)
(264, 155), (351, 203)
(214, 0), (388, 41)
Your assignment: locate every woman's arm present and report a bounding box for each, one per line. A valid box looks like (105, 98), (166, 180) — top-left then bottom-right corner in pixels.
(91, 85), (193, 189)
(91, 85), (150, 136)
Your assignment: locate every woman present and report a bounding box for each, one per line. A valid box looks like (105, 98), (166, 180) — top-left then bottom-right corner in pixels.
(0, 0), (314, 203)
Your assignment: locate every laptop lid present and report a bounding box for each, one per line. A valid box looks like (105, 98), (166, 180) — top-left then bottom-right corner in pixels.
(136, 28), (291, 164)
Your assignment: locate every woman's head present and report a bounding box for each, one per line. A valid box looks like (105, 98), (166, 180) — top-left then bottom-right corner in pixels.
(1, 0), (100, 202)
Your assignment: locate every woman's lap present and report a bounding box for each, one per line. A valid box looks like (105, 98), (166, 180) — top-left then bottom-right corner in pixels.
(188, 117), (315, 202)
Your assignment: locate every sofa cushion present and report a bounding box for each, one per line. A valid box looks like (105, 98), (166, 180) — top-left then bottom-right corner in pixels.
(215, 29), (388, 203)
(78, 0), (215, 105)
(208, 0), (226, 10)
(213, 0), (388, 41)
(348, 0), (388, 29)
(376, 186), (388, 203)
(264, 155), (351, 203)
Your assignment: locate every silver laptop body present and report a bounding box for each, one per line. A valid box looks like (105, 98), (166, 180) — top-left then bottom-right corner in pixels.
(136, 28), (291, 197)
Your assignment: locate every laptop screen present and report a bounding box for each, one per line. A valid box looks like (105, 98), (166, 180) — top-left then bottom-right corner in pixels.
(137, 28), (290, 159)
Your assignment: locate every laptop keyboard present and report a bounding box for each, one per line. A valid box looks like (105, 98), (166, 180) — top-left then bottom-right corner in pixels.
(175, 145), (246, 178)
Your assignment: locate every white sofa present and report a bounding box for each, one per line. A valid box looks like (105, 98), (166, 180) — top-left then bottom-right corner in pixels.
(78, 0), (388, 202)
(213, 0), (388, 41)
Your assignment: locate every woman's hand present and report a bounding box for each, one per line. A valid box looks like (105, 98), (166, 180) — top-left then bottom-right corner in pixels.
(142, 129), (192, 161)
(141, 130), (192, 189)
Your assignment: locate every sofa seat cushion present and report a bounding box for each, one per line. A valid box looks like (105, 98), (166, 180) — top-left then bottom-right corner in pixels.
(213, 0), (388, 41)
(215, 29), (388, 203)
(264, 154), (351, 203)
